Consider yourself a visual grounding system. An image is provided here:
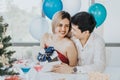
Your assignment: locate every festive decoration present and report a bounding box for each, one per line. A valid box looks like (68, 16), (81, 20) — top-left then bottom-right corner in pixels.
(88, 3), (107, 27)
(0, 42), (3, 49)
(29, 16), (49, 41)
(62, 0), (81, 16)
(0, 54), (9, 66)
(5, 75), (21, 80)
(43, 0), (63, 19)
(0, 16), (18, 76)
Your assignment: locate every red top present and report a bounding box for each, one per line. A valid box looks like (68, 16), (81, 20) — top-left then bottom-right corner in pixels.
(56, 50), (69, 65)
(45, 44), (69, 65)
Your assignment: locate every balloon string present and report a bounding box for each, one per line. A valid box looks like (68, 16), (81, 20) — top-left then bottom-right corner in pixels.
(89, 0), (95, 6)
(91, 0), (95, 4)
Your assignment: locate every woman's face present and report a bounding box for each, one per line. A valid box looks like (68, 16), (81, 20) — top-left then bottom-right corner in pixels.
(54, 18), (70, 38)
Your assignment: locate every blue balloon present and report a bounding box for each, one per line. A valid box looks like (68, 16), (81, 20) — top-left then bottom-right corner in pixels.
(43, 0), (63, 19)
(88, 3), (107, 28)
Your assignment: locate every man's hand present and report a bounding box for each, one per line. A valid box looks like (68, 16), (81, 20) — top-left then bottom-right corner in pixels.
(51, 63), (74, 74)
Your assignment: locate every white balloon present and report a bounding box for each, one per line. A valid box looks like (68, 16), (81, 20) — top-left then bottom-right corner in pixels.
(29, 17), (49, 41)
(62, 0), (81, 16)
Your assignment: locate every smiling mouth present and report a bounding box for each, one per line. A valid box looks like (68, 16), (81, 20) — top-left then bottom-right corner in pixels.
(60, 32), (66, 35)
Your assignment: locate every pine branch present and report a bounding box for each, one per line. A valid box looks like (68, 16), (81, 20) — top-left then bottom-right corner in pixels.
(0, 24), (4, 33)
(6, 51), (16, 59)
(2, 36), (11, 43)
(0, 49), (6, 56)
(0, 16), (18, 76)
(0, 63), (3, 67)
(0, 68), (19, 76)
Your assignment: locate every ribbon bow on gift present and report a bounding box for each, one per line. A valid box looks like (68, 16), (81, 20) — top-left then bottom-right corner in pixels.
(37, 46), (55, 62)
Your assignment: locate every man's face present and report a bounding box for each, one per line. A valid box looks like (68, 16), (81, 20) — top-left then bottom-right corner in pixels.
(71, 24), (83, 39)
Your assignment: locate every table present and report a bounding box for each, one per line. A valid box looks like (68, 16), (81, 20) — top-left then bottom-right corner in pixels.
(28, 69), (88, 80)
(0, 65), (120, 80)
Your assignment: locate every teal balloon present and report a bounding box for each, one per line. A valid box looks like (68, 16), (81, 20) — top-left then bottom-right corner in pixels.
(88, 3), (107, 28)
(43, 0), (63, 19)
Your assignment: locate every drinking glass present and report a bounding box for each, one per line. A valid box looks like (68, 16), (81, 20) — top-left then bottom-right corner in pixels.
(32, 62), (43, 79)
(34, 64), (43, 72)
(20, 60), (31, 80)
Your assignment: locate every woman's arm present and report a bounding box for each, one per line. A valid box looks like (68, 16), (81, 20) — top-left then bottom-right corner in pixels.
(66, 40), (78, 66)
(40, 33), (49, 49)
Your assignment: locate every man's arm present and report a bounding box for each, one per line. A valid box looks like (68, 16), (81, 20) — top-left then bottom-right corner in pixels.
(51, 63), (75, 74)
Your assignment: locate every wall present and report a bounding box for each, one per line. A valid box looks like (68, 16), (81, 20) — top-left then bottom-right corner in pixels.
(103, 0), (120, 43)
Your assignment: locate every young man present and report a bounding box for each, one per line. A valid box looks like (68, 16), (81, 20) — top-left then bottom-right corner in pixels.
(52, 12), (106, 74)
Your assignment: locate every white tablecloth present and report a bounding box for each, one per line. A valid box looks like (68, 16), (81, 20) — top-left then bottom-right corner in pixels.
(27, 66), (120, 80)
(0, 66), (120, 80)
(28, 69), (88, 80)
(104, 67), (120, 80)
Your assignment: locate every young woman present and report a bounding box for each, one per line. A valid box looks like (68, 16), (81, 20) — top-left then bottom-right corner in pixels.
(39, 11), (78, 66)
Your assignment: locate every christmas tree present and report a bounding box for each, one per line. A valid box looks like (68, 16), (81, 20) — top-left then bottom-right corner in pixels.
(0, 16), (19, 76)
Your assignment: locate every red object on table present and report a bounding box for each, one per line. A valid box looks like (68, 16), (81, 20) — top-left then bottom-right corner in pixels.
(5, 75), (21, 80)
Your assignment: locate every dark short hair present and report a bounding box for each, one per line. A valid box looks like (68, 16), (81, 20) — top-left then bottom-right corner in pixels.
(71, 12), (96, 33)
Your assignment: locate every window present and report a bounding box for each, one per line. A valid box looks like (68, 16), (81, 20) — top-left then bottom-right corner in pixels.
(0, 0), (43, 44)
